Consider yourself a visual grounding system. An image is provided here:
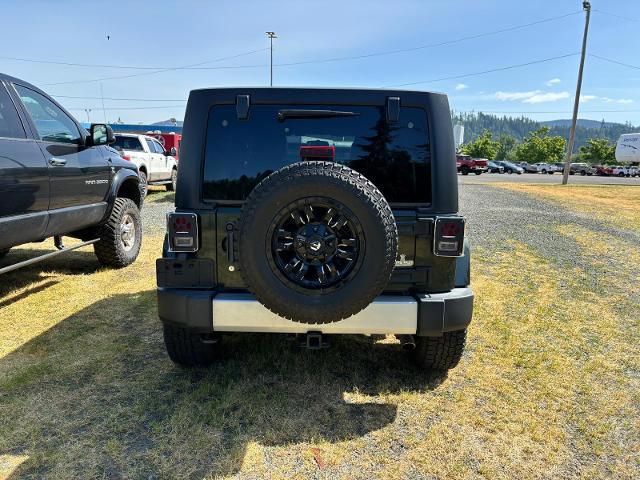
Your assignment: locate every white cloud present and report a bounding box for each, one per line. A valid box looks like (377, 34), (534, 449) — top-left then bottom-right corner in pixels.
(523, 91), (570, 103)
(455, 83), (469, 90)
(580, 95), (634, 104)
(494, 90), (541, 101)
(602, 97), (634, 104)
(545, 78), (561, 86)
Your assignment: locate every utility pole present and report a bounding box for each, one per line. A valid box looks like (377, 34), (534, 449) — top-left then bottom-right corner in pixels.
(84, 108), (92, 123)
(266, 31), (277, 86)
(562, 1), (591, 185)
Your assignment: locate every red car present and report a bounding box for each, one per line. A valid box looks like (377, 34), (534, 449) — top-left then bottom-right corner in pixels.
(456, 154), (488, 175)
(593, 165), (613, 176)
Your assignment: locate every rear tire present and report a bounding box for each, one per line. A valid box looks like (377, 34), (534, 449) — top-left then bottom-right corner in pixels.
(163, 324), (220, 366)
(412, 329), (467, 371)
(166, 168), (177, 191)
(94, 198), (142, 268)
(461, 166), (469, 175)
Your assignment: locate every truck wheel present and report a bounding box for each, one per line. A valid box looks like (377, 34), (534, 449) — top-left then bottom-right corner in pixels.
(163, 324), (221, 366)
(474, 171), (482, 175)
(94, 198), (142, 268)
(461, 166), (469, 175)
(237, 161), (398, 324)
(166, 168), (177, 191)
(139, 171), (148, 198)
(412, 329), (467, 371)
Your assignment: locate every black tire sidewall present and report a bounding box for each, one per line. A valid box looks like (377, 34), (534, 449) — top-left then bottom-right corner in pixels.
(239, 164), (397, 324)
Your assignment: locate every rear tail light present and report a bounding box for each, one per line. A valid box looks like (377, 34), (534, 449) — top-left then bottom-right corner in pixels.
(300, 145), (335, 161)
(433, 217), (465, 257)
(167, 212), (199, 252)
(122, 154), (131, 161)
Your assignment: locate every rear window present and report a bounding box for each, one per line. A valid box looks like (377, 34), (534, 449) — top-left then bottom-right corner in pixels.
(113, 136), (143, 151)
(202, 104), (431, 203)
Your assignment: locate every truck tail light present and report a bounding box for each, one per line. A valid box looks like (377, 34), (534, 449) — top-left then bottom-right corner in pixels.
(433, 217), (465, 257)
(122, 154), (131, 161)
(167, 212), (199, 252)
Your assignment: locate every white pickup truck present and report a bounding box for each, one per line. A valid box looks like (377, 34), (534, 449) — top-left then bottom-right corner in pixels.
(112, 133), (178, 195)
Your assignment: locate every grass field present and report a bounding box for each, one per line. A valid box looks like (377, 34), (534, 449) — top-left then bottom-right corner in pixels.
(0, 186), (638, 479)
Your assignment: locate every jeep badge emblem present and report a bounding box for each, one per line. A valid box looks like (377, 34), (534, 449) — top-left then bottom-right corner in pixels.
(395, 253), (414, 267)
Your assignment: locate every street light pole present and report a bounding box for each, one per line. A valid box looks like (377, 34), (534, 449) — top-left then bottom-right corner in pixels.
(84, 108), (92, 123)
(562, 1), (591, 185)
(266, 31), (277, 86)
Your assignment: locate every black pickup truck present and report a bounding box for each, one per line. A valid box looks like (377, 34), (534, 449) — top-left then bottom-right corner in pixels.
(0, 74), (143, 272)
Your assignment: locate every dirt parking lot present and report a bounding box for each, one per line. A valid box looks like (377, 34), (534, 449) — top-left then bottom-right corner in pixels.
(0, 184), (638, 479)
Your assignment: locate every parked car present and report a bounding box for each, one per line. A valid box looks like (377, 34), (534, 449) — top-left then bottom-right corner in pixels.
(0, 73), (143, 273)
(570, 163), (595, 176)
(112, 133), (178, 196)
(519, 162), (539, 173)
(487, 161), (504, 173)
(157, 87), (473, 372)
(553, 162), (566, 173)
(456, 154), (488, 175)
(612, 165), (638, 177)
(593, 165), (613, 176)
(532, 162), (556, 174)
(494, 161), (524, 174)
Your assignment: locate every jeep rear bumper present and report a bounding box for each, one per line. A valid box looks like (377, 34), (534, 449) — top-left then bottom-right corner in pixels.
(157, 287), (473, 337)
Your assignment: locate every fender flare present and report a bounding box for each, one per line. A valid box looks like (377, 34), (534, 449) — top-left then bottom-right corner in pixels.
(454, 239), (471, 287)
(101, 169), (142, 222)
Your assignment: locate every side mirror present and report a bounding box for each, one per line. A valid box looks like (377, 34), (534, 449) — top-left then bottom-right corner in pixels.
(89, 124), (115, 146)
(166, 147), (177, 156)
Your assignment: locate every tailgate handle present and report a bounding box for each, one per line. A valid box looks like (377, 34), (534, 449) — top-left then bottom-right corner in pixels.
(225, 222), (235, 263)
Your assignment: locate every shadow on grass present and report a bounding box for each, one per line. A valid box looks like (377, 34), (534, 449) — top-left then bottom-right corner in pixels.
(0, 290), (445, 478)
(0, 248), (102, 300)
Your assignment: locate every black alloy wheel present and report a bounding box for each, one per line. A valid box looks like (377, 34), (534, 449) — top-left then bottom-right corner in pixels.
(269, 197), (363, 293)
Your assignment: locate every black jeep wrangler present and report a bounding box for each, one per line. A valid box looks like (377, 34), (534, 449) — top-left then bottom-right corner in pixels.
(0, 74), (143, 272)
(157, 88), (473, 371)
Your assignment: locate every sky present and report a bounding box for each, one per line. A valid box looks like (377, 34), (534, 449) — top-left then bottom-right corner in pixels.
(2, 0), (639, 125)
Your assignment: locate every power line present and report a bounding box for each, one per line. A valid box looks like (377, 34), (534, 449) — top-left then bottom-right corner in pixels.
(33, 11), (581, 86)
(272, 11), (582, 67)
(590, 53), (640, 71)
(592, 9), (639, 23)
(382, 52), (579, 87)
(66, 105), (186, 111)
(41, 48), (270, 86)
(54, 52), (582, 103)
(53, 94), (187, 102)
(475, 109), (640, 114)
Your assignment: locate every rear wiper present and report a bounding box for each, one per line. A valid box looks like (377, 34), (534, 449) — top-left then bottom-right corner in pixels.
(277, 109), (360, 121)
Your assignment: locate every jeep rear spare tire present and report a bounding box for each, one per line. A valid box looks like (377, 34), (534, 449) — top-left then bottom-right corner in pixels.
(237, 161), (398, 324)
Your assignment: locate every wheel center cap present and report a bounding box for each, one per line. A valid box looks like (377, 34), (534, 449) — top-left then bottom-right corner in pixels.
(309, 240), (322, 252)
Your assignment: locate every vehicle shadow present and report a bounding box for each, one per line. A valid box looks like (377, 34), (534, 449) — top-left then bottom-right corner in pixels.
(0, 290), (445, 478)
(0, 248), (101, 301)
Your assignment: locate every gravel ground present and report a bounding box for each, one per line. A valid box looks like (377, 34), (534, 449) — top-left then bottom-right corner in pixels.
(459, 183), (640, 303)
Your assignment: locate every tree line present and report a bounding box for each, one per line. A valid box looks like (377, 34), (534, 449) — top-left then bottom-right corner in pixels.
(452, 111), (637, 151)
(460, 127), (618, 164)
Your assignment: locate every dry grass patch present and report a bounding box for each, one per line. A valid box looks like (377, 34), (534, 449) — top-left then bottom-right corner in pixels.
(493, 184), (640, 232)
(0, 231), (638, 477)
